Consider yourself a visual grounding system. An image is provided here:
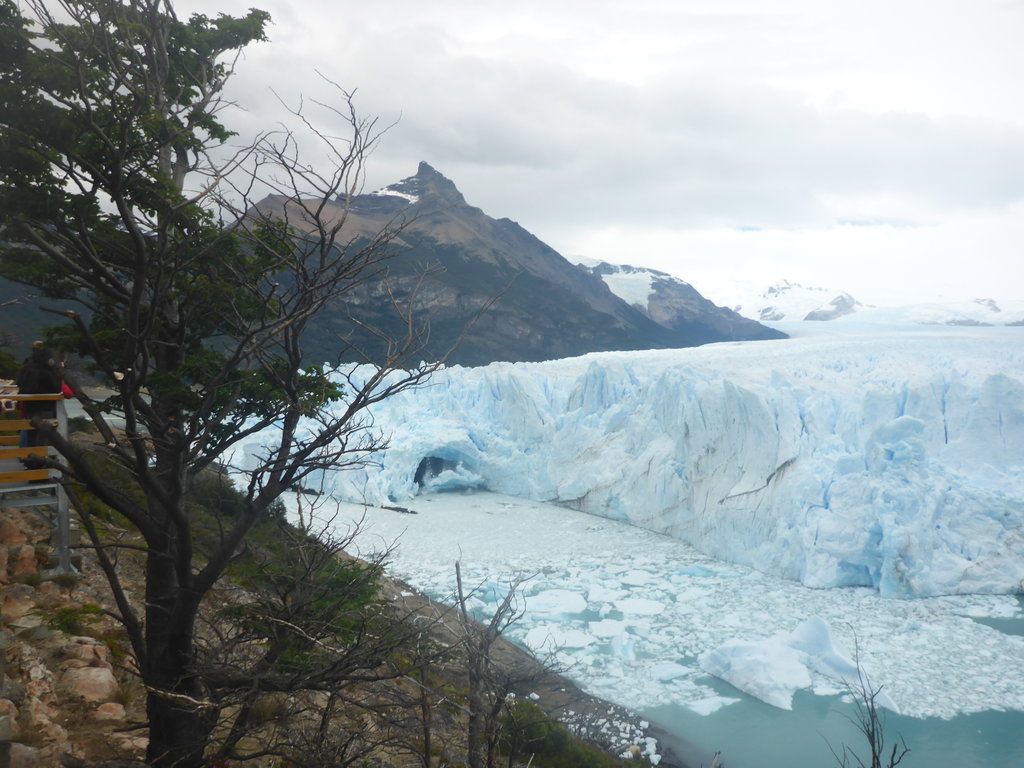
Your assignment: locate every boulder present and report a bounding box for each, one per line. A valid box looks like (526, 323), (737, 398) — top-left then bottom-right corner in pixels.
(34, 581), (61, 602)
(0, 702), (17, 739)
(59, 638), (111, 667)
(61, 666), (119, 703)
(1, 584), (38, 622)
(0, 519), (28, 547)
(93, 701), (126, 722)
(10, 545), (38, 579)
(9, 742), (42, 768)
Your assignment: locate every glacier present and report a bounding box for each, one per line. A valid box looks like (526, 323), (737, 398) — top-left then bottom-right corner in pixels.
(237, 321), (1024, 766)
(243, 324), (1024, 598)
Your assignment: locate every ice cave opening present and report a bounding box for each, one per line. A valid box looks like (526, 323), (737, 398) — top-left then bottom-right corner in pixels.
(413, 454), (484, 494)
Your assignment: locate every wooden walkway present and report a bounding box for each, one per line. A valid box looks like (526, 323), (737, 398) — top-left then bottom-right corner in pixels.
(0, 392), (73, 573)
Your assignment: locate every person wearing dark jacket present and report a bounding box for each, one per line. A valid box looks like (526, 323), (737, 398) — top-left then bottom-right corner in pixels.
(16, 344), (65, 449)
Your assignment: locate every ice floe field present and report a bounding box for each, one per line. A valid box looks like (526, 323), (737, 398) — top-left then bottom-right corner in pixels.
(292, 490), (1024, 767)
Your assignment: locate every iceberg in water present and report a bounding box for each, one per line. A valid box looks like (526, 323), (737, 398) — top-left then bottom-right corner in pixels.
(241, 326), (1024, 597)
(700, 617), (898, 712)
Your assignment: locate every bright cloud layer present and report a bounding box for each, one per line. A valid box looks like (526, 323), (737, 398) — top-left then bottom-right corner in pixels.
(180, 0), (1024, 305)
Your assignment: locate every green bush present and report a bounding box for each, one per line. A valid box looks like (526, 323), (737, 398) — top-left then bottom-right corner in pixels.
(189, 472), (246, 518)
(51, 572), (80, 590)
(44, 602), (103, 635)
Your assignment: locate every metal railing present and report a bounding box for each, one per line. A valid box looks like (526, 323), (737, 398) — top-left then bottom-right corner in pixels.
(0, 393), (72, 573)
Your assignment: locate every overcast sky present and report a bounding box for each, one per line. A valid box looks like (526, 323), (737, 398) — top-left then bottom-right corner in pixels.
(181, 0), (1024, 306)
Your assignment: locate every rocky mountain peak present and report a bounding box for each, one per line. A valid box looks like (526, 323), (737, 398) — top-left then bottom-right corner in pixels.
(350, 161), (467, 213)
(410, 161), (467, 205)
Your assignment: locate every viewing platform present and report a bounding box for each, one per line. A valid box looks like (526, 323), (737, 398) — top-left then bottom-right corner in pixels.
(0, 391), (73, 573)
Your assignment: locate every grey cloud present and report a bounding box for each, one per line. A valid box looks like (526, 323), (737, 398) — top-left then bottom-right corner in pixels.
(214, 6), (1024, 240)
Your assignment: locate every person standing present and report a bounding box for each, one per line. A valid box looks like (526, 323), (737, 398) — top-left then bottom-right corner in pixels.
(15, 344), (64, 449)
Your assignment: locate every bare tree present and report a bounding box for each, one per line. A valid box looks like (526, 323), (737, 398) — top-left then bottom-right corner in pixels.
(455, 563), (538, 768)
(828, 644), (909, 768)
(0, 1), (451, 765)
(371, 612), (465, 768)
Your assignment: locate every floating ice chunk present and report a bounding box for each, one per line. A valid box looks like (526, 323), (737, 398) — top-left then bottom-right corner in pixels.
(701, 617), (902, 713)
(789, 617), (900, 713)
(644, 736), (661, 765)
(526, 589), (587, 618)
(677, 565), (716, 578)
(621, 569), (656, 586)
(615, 597), (664, 615)
(686, 695), (741, 715)
(587, 584), (624, 603)
(700, 639), (812, 710)
(611, 632), (637, 661)
(629, 619), (652, 638)
(648, 662), (688, 681)
(675, 587), (707, 604)
(788, 617), (859, 680)
(589, 618), (629, 638)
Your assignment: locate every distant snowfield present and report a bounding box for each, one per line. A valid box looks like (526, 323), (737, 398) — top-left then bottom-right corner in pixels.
(270, 321), (1024, 599)
(726, 281), (1024, 326)
(299, 490), (1024, 722)
(839, 299), (1024, 327)
(572, 261), (1024, 326)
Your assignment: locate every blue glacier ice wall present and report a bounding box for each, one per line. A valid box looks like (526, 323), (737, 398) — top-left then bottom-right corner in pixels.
(248, 329), (1024, 597)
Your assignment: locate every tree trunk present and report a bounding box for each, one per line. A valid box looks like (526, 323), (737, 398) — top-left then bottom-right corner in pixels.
(465, 643), (484, 768)
(146, 692), (217, 768)
(142, 496), (215, 767)
(418, 680), (432, 768)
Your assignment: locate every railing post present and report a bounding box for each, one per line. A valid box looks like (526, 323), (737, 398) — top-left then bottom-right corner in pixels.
(0, 598), (8, 768)
(53, 399), (72, 573)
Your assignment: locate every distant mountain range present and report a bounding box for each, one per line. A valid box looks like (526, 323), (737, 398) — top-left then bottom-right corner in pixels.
(722, 280), (1024, 327)
(12, 161), (1012, 370)
(248, 162), (785, 366)
(724, 280), (865, 322)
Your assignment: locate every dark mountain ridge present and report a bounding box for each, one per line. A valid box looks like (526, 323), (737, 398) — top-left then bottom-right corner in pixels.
(1, 163), (785, 367)
(252, 162), (785, 366)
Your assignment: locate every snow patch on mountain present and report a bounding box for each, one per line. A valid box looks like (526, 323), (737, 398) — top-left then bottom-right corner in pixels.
(573, 257), (662, 309)
(571, 257), (783, 342)
(369, 186), (419, 205)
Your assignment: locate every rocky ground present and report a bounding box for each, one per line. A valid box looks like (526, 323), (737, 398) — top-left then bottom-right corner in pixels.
(0, 504), (147, 767)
